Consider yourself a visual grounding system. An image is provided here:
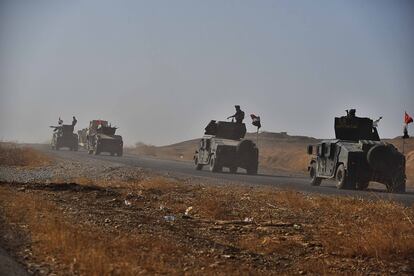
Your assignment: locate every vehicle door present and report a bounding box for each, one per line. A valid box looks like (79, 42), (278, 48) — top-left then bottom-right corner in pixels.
(198, 139), (208, 164)
(324, 143), (337, 177)
(316, 143), (328, 176)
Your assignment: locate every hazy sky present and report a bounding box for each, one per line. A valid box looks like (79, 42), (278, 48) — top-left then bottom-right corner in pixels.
(1, 0), (413, 145)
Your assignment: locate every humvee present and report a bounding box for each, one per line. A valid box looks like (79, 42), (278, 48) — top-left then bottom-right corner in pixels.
(86, 120), (123, 156)
(307, 110), (406, 193)
(51, 124), (78, 151)
(194, 120), (259, 174)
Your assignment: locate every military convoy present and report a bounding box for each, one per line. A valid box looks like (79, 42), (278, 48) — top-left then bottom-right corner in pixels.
(80, 120), (123, 156)
(49, 108), (407, 194)
(307, 109), (406, 193)
(194, 120), (259, 174)
(50, 124), (78, 151)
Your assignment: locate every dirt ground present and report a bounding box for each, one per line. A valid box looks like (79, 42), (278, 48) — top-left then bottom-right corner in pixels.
(0, 151), (414, 275)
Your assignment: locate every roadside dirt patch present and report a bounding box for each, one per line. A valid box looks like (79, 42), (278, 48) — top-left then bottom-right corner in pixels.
(1, 178), (413, 275)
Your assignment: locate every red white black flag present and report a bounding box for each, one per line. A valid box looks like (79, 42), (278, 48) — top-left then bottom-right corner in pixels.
(405, 112), (413, 124)
(403, 112), (413, 139)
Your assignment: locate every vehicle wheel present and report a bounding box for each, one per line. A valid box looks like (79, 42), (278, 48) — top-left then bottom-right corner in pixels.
(336, 164), (353, 189)
(246, 163), (258, 175)
(356, 181), (369, 190)
(194, 157), (203, 170)
(309, 162), (322, 186)
(209, 156), (221, 172)
(387, 171), (406, 193)
(229, 166), (237, 174)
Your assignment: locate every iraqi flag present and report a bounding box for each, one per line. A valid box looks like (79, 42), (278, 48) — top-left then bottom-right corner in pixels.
(250, 114), (261, 129)
(405, 112), (413, 124)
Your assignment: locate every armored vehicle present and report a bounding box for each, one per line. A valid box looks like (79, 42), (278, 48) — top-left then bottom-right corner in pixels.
(86, 120), (123, 156)
(307, 110), (406, 193)
(51, 124), (78, 151)
(194, 120), (259, 174)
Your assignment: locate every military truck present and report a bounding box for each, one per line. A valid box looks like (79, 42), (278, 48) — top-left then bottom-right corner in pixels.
(307, 109), (406, 193)
(51, 124), (78, 151)
(86, 120), (123, 156)
(194, 120), (259, 174)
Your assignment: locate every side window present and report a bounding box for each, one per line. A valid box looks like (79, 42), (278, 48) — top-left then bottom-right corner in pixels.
(329, 143), (336, 158)
(317, 144), (323, 156)
(324, 144), (330, 157)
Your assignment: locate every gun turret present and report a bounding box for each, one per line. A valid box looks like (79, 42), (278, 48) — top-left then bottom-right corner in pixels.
(335, 109), (380, 141)
(204, 120), (246, 140)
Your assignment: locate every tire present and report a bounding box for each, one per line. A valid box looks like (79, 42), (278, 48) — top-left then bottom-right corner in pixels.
(336, 164), (354, 189)
(387, 170), (406, 193)
(356, 181), (369, 190)
(229, 166), (237, 174)
(309, 162), (322, 186)
(246, 163), (258, 175)
(209, 155), (221, 172)
(195, 157), (203, 170)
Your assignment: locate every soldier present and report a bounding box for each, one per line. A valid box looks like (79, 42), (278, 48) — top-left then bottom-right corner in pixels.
(72, 116), (77, 127)
(346, 109), (356, 118)
(227, 105), (245, 124)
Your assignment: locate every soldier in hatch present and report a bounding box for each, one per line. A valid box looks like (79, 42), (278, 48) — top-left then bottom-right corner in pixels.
(72, 116), (77, 127)
(227, 105), (245, 124)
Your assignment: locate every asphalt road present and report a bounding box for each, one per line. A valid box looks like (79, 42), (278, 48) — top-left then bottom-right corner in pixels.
(33, 144), (414, 206)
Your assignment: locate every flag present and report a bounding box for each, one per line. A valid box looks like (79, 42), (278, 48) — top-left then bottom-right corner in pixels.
(250, 114), (261, 129)
(405, 112), (413, 124)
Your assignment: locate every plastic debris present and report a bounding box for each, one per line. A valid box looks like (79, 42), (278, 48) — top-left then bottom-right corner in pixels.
(185, 206), (193, 216)
(244, 217), (253, 223)
(124, 199), (132, 206)
(164, 215), (175, 222)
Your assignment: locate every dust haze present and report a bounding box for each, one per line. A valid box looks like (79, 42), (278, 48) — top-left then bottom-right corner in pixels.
(0, 1), (413, 145)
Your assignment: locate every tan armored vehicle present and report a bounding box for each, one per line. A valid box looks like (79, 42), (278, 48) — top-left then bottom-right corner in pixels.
(194, 120), (259, 174)
(307, 109), (406, 193)
(85, 120), (123, 156)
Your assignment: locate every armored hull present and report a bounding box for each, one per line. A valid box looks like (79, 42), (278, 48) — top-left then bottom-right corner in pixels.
(194, 121), (259, 174)
(307, 110), (406, 193)
(51, 125), (78, 151)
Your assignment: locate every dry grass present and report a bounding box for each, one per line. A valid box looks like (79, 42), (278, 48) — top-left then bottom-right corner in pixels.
(1, 178), (413, 274)
(0, 143), (50, 167)
(0, 187), (188, 275)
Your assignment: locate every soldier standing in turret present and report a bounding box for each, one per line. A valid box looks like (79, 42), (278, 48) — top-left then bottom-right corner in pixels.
(227, 105), (245, 124)
(72, 116), (77, 126)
